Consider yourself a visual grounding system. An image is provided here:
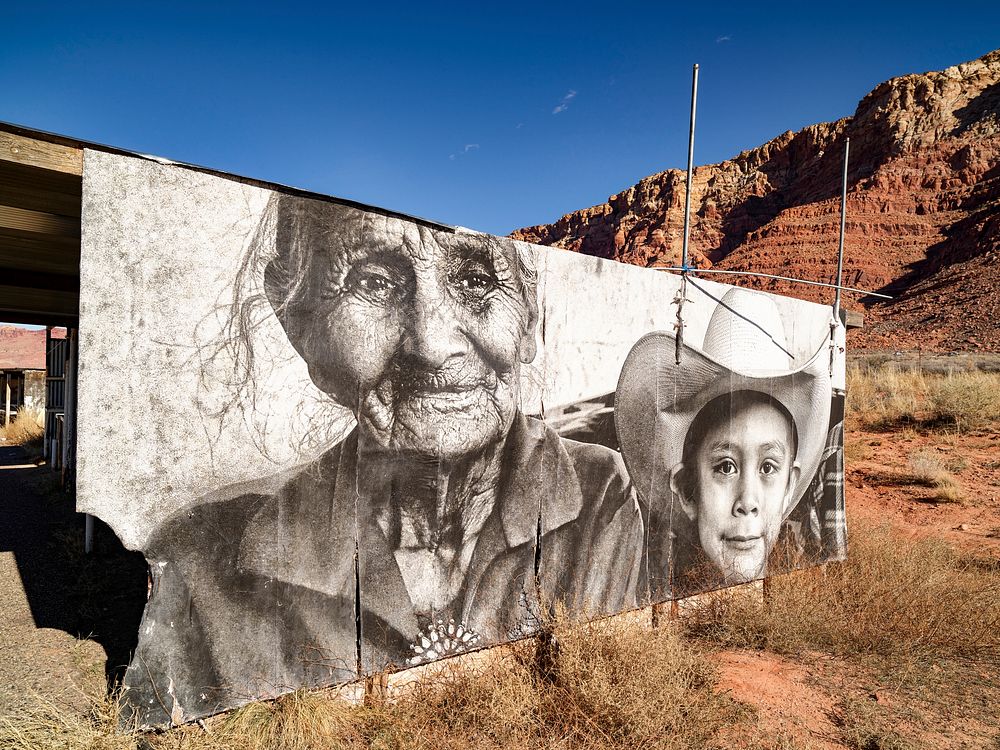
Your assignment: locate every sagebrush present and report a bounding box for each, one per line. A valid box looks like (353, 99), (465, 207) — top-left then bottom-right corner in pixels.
(847, 365), (1000, 431)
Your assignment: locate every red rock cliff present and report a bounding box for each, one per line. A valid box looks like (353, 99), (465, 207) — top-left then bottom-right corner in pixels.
(512, 50), (1000, 352)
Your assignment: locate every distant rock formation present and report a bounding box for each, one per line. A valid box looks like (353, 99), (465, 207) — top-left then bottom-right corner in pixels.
(0, 326), (48, 370)
(512, 50), (1000, 352)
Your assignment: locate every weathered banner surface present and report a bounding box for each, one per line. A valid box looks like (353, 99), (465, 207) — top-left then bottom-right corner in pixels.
(77, 150), (846, 726)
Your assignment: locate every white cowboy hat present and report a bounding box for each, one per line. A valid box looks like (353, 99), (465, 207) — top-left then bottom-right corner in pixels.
(615, 287), (832, 520)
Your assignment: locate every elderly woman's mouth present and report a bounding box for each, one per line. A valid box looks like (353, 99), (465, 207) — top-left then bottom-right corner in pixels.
(409, 385), (489, 412)
(362, 376), (503, 432)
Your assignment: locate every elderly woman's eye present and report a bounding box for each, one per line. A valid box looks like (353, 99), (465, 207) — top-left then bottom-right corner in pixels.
(358, 273), (392, 292)
(449, 261), (499, 302)
(344, 265), (407, 304)
(457, 271), (495, 292)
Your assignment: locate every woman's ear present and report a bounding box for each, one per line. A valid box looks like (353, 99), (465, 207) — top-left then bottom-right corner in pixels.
(669, 463), (697, 522)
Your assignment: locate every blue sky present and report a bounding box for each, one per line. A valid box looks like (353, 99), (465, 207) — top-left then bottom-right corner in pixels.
(2, 2), (998, 236)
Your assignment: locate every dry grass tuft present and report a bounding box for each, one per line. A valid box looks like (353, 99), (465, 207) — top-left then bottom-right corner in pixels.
(0, 408), (44, 450)
(835, 696), (914, 750)
(0, 618), (740, 750)
(344, 618), (738, 749)
(212, 689), (358, 750)
(907, 449), (965, 503)
(847, 365), (1000, 432)
(683, 519), (1000, 661)
(927, 371), (1000, 431)
(0, 689), (136, 750)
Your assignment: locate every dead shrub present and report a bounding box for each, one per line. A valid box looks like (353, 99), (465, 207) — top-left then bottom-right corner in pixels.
(927, 370), (1000, 431)
(835, 696), (914, 750)
(0, 408), (44, 449)
(347, 617), (738, 749)
(683, 519), (1000, 662)
(848, 365), (1000, 433)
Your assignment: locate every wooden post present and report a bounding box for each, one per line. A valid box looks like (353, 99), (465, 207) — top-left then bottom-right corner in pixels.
(364, 672), (388, 705)
(651, 601), (666, 628)
(62, 329), (76, 489)
(4, 374), (9, 427)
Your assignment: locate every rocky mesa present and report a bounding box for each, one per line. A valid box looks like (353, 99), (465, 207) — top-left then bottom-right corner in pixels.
(512, 50), (1000, 352)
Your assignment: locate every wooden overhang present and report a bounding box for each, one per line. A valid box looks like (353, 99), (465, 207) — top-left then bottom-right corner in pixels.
(0, 125), (83, 326)
(0, 121), (456, 328)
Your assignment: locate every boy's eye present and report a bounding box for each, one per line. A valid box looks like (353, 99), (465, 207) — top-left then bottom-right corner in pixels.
(760, 459), (780, 476)
(714, 458), (738, 477)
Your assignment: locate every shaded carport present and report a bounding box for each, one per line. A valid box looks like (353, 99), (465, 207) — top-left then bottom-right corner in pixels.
(1, 126), (84, 507)
(0, 124), (149, 692)
(0, 124), (82, 328)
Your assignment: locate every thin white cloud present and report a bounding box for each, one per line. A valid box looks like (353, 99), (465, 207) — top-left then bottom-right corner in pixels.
(450, 143), (480, 160)
(552, 89), (577, 114)
(715, 34), (731, 43)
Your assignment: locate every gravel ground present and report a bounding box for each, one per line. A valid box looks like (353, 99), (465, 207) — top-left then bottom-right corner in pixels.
(0, 445), (147, 717)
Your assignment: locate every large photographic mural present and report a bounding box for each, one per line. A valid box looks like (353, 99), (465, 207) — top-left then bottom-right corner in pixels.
(76, 150), (846, 727)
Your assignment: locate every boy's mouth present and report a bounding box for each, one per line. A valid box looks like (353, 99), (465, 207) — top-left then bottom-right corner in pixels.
(723, 534), (762, 551)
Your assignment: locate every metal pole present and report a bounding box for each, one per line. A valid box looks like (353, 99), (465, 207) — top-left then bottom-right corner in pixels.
(62, 329), (76, 480)
(834, 137), (850, 320)
(84, 513), (94, 555)
(676, 63), (699, 365)
(654, 265), (892, 299)
(681, 63), (699, 272)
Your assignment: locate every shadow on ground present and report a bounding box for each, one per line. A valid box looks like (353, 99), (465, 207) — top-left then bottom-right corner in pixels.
(0, 444), (148, 689)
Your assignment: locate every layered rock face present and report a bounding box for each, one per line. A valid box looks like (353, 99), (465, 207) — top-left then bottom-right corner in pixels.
(512, 50), (1000, 351)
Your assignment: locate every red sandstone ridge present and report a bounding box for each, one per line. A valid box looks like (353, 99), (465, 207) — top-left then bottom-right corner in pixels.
(512, 50), (1000, 352)
(0, 326), (65, 370)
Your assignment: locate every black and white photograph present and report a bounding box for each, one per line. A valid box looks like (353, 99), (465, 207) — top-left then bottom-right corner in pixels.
(72, 151), (844, 727)
(616, 288), (845, 600)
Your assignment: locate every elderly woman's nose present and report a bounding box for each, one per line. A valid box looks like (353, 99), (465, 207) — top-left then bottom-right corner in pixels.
(403, 288), (469, 368)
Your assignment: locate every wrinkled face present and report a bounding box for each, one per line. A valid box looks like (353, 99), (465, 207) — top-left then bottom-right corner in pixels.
(679, 401), (799, 585)
(270, 211), (537, 461)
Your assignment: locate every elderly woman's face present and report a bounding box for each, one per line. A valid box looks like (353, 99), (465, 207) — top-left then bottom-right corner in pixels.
(272, 211), (537, 460)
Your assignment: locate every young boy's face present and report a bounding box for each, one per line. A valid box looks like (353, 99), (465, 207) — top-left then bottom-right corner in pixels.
(677, 399), (800, 585)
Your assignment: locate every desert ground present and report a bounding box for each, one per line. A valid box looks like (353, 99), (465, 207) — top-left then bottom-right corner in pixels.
(1, 359), (998, 749)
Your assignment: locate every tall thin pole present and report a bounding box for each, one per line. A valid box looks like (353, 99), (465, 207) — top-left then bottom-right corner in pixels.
(681, 64), (699, 272)
(675, 63), (699, 365)
(833, 137), (850, 320)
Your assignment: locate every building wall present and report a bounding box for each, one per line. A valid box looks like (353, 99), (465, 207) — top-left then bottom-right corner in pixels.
(24, 370), (45, 412)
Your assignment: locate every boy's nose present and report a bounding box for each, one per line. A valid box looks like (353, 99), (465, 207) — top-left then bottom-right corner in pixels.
(733, 476), (761, 517)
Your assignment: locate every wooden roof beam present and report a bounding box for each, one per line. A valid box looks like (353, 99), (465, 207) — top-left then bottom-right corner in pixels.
(0, 131), (83, 175)
(0, 205), (79, 238)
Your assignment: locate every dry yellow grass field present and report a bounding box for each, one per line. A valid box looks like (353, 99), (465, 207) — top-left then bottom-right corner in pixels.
(2, 365), (999, 749)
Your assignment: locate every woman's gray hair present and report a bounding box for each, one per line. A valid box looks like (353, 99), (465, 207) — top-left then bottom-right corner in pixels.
(201, 192), (538, 456)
